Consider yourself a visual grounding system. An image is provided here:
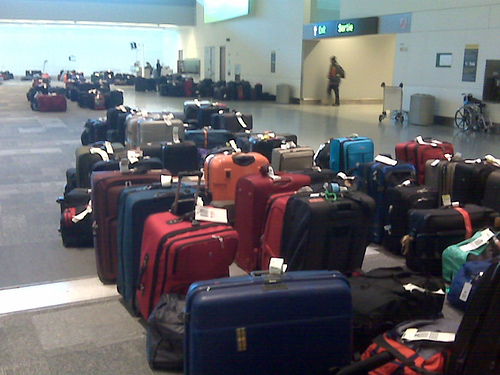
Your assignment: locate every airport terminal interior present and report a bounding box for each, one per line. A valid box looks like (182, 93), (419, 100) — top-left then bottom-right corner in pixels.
(0, 78), (492, 374)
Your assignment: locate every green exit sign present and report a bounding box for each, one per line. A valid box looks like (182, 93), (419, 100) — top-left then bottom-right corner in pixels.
(338, 22), (354, 33)
(318, 25), (327, 35)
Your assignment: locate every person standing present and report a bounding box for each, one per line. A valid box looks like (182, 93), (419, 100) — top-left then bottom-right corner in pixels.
(156, 59), (162, 78)
(327, 56), (345, 106)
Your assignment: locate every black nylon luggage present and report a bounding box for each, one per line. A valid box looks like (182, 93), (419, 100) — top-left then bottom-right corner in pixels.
(211, 111), (253, 133)
(451, 160), (499, 205)
(446, 261), (500, 374)
(247, 132), (298, 161)
(382, 184), (439, 255)
(161, 141), (200, 175)
(404, 204), (498, 275)
(280, 190), (375, 273)
(483, 169), (500, 213)
(57, 188), (93, 248)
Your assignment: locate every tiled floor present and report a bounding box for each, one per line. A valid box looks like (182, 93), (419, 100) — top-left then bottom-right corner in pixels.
(0, 78), (494, 374)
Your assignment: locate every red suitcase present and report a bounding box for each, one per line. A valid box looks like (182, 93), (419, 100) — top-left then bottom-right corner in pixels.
(395, 136), (454, 184)
(91, 168), (171, 283)
(33, 93), (67, 112)
(234, 166), (310, 272)
(204, 152), (269, 201)
(136, 172), (238, 319)
(260, 191), (296, 271)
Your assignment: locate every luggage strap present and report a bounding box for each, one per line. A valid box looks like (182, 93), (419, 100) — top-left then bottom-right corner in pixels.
(453, 207), (473, 239)
(372, 335), (444, 375)
(203, 128), (208, 149)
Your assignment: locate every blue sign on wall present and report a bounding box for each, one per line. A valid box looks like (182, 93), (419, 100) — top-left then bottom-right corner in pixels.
(303, 17), (378, 40)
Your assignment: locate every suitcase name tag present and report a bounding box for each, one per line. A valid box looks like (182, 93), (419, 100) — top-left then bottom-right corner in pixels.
(195, 205), (228, 224)
(459, 228), (495, 252)
(402, 328), (455, 343)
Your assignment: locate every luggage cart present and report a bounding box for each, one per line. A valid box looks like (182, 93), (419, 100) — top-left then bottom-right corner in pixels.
(379, 82), (405, 123)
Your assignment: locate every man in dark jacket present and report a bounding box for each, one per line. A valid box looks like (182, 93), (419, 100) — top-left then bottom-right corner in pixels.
(327, 56), (345, 106)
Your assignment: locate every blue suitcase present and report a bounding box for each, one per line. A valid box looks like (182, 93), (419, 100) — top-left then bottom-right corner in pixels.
(355, 160), (417, 243)
(116, 182), (196, 314)
(329, 135), (374, 172)
(185, 270), (352, 375)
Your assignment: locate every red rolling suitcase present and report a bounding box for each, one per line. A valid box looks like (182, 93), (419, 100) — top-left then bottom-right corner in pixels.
(395, 136), (454, 184)
(204, 152), (269, 201)
(32, 93), (67, 112)
(136, 172), (239, 319)
(234, 166), (310, 272)
(91, 168), (171, 284)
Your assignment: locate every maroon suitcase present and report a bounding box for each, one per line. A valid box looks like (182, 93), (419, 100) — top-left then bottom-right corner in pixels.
(395, 136), (454, 184)
(91, 168), (171, 284)
(33, 93), (67, 112)
(234, 166), (310, 272)
(135, 172), (238, 319)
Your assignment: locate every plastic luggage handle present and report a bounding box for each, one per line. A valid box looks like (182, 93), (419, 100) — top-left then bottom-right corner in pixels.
(170, 171), (203, 216)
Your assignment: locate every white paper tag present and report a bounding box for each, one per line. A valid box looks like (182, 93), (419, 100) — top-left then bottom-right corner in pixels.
(127, 149), (142, 164)
(431, 159), (440, 167)
(460, 228), (495, 252)
(195, 206), (228, 224)
(402, 328), (455, 343)
(269, 257), (288, 275)
(160, 175), (172, 187)
(374, 154), (397, 166)
(442, 194), (452, 207)
(104, 141), (114, 155)
(459, 282), (472, 302)
(403, 283), (445, 295)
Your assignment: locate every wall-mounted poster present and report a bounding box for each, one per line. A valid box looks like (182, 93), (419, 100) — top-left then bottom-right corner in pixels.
(462, 44), (479, 82)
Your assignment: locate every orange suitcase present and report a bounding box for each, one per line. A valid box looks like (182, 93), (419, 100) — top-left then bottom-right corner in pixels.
(204, 152), (269, 201)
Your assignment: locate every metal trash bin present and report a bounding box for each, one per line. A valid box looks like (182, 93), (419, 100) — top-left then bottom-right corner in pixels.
(276, 84), (291, 104)
(409, 94), (436, 126)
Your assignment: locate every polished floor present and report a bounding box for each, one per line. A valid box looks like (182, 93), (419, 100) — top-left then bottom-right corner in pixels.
(0, 79), (496, 374)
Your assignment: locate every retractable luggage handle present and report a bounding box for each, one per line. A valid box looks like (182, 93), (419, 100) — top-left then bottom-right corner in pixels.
(170, 171), (203, 217)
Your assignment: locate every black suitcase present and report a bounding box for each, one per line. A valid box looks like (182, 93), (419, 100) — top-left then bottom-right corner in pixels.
(184, 129), (236, 150)
(81, 118), (108, 145)
(211, 112), (253, 133)
(404, 204), (498, 275)
(161, 141), (200, 175)
(382, 184), (439, 255)
(483, 169), (500, 213)
(248, 133), (298, 162)
(451, 160), (498, 205)
(104, 90), (124, 108)
(280, 190), (375, 273)
(446, 261), (500, 374)
(58, 188), (93, 248)
(196, 103), (229, 128)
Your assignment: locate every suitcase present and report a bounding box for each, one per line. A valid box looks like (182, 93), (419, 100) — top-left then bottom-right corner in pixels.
(441, 228), (500, 282)
(289, 167), (341, 191)
(446, 262), (500, 374)
(137, 116), (185, 145)
(91, 156), (163, 174)
(196, 103), (229, 128)
(183, 99), (211, 120)
(247, 132), (298, 162)
(58, 188), (93, 248)
(184, 128), (236, 150)
(104, 90), (124, 108)
(329, 134), (374, 172)
(32, 93), (67, 112)
(234, 168), (311, 272)
(271, 145), (315, 172)
(451, 160), (499, 205)
(106, 105), (131, 130)
(280, 190), (375, 272)
(204, 152), (269, 201)
(404, 204), (498, 275)
(125, 112), (163, 147)
(395, 136), (454, 185)
(483, 169), (500, 213)
(75, 142), (125, 188)
(211, 111), (253, 133)
(184, 270), (352, 375)
(382, 184), (439, 255)
(354, 159), (417, 243)
(260, 191), (297, 270)
(117, 181), (197, 315)
(91, 168), (171, 284)
(349, 267), (446, 354)
(424, 158), (458, 200)
(80, 118), (109, 146)
(161, 141), (200, 176)
(135, 172), (238, 319)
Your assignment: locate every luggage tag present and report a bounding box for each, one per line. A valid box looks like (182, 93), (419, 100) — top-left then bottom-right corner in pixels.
(459, 228), (495, 252)
(268, 257), (288, 275)
(89, 147), (110, 162)
(459, 282), (473, 302)
(72, 200), (92, 223)
(402, 328), (455, 343)
(127, 149), (143, 164)
(374, 154), (398, 166)
(403, 283), (445, 295)
(195, 205), (228, 224)
(234, 111), (251, 134)
(485, 154), (500, 167)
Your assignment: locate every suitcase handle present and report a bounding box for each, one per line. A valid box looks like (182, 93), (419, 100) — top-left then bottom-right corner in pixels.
(170, 171), (203, 216)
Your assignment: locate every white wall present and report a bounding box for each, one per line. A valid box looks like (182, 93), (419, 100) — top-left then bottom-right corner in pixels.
(180, 0), (306, 96)
(302, 34), (396, 102)
(0, 24), (180, 77)
(1, 0), (195, 26)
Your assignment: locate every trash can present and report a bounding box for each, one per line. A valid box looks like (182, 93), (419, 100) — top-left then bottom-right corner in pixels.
(276, 84), (291, 104)
(409, 94), (436, 126)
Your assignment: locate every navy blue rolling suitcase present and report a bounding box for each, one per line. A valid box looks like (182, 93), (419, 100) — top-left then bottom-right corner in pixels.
(117, 181), (197, 314)
(185, 270), (352, 375)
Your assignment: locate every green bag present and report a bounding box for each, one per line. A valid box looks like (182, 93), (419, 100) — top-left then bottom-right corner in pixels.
(442, 229), (497, 282)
